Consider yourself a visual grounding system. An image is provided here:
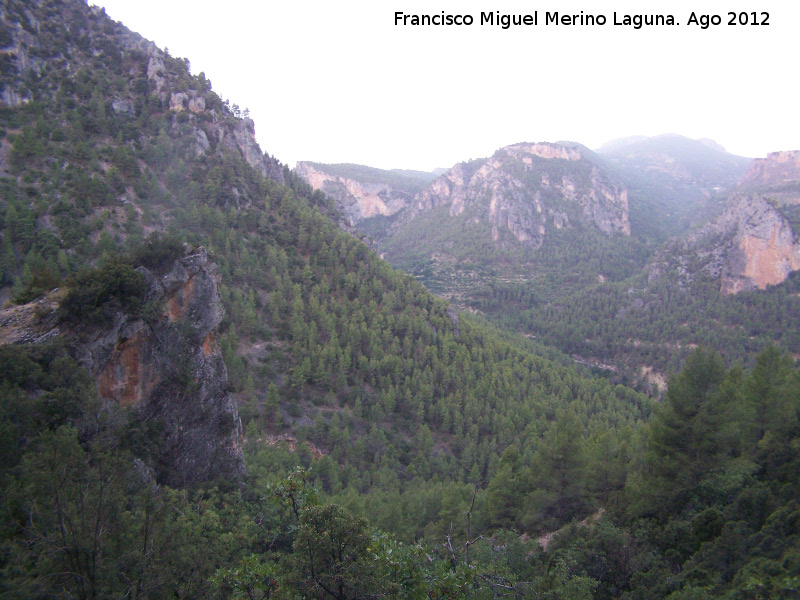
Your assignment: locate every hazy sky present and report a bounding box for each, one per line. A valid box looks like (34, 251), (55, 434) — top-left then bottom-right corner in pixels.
(91, 0), (798, 171)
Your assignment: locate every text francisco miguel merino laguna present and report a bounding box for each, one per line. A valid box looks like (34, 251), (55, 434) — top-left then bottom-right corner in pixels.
(396, 11), (695, 29)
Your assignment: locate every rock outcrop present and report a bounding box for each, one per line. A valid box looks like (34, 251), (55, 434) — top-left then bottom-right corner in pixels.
(83, 248), (244, 486)
(227, 117), (284, 184)
(0, 249), (246, 487)
(717, 195), (800, 294)
(412, 142), (630, 245)
(295, 162), (413, 225)
(740, 151), (800, 205)
(647, 194), (800, 294)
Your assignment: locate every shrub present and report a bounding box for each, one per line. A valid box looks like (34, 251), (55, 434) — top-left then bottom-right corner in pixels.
(60, 262), (145, 323)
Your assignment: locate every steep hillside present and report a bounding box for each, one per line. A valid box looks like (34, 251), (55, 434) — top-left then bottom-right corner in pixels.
(3, 3), (800, 600)
(0, 0), (650, 513)
(370, 142), (647, 303)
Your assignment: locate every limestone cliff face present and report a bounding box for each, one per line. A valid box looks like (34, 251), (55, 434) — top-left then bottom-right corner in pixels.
(297, 143), (629, 244)
(413, 142), (629, 245)
(716, 195), (800, 294)
(647, 194), (800, 294)
(740, 151), (800, 205)
(82, 248), (244, 486)
(295, 163), (411, 225)
(163, 78), (283, 185)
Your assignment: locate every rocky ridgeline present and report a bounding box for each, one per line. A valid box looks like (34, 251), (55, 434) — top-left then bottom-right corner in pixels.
(0, 0), (284, 186)
(0, 249), (245, 487)
(299, 142), (630, 246)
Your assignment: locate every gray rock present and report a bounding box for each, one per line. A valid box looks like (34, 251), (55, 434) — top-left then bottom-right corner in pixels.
(79, 249), (245, 487)
(111, 98), (134, 115)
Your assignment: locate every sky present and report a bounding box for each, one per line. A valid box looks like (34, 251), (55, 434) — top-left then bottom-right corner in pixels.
(91, 0), (799, 171)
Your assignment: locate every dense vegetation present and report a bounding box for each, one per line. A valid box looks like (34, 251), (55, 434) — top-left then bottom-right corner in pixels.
(467, 264), (800, 391)
(1, 1), (799, 598)
(351, 138), (794, 389)
(3, 340), (800, 599)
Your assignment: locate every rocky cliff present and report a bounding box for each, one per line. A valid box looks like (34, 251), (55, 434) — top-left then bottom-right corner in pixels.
(648, 194), (800, 294)
(85, 248), (244, 486)
(740, 150), (800, 205)
(0, 249), (245, 487)
(295, 162), (412, 225)
(708, 151), (800, 293)
(299, 142), (631, 248)
(411, 142), (630, 246)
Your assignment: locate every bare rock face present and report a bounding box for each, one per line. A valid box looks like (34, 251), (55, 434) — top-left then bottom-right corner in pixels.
(295, 162), (411, 225)
(0, 5), (40, 107)
(716, 195), (800, 294)
(78, 249), (245, 487)
(146, 45), (167, 95)
(169, 91), (189, 112)
(740, 151), (800, 205)
(230, 117), (284, 183)
(413, 142), (629, 246)
(648, 194), (800, 294)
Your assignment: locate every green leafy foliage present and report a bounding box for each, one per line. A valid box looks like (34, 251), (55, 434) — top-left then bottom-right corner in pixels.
(60, 261), (146, 323)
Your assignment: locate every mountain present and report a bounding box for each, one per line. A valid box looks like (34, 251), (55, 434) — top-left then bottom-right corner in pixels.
(301, 142), (648, 306)
(298, 139), (798, 392)
(508, 158), (800, 389)
(3, 3), (800, 599)
(294, 161), (435, 227)
(0, 0), (650, 535)
(596, 134), (750, 188)
(596, 134), (752, 242)
(410, 142), (631, 241)
(303, 142), (632, 241)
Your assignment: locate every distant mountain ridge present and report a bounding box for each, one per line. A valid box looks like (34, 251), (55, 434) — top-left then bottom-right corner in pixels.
(595, 134), (753, 243)
(648, 151), (800, 295)
(596, 133), (751, 182)
(294, 162), (429, 225)
(300, 142), (631, 240)
(298, 137), (800, 389)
